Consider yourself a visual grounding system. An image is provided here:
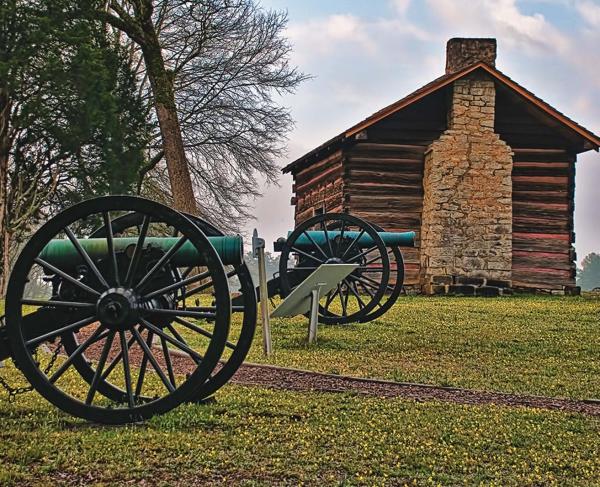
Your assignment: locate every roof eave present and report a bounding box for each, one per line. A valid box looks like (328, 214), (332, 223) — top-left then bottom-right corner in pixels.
(283, 61), (600, 174)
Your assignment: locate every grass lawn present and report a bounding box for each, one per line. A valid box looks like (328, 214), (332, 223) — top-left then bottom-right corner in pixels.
(0, 365), (598, 486)
(1, 295), (599, 400)
(245, 295), (600, 400)
(0, 296), (599, 484)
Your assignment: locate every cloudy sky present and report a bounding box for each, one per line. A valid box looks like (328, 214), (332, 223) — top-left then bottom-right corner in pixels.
(247, 0), (600, 264)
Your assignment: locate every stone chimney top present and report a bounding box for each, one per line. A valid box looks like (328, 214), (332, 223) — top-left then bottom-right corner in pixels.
(445, 38), (497, 74)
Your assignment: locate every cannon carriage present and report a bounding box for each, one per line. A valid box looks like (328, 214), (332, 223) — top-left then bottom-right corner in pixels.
(0, 196), (413, 423)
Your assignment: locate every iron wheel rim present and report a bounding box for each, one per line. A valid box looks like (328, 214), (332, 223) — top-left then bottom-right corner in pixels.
(278, 213), (390, 325)
(6, 196), (231, 424)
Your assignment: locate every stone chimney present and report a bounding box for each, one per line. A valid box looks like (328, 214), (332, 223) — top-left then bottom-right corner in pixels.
(446, 38), (497, 73)
(420, 39), (513, 294)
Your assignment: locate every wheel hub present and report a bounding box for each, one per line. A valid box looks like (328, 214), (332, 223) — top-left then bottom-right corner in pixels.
(97, 287), (140, 330)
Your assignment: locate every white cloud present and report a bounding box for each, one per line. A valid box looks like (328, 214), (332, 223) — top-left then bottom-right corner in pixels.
(287, 14), (377, 61)
(426, 0), (570, 55)
(575, 0), (600, 26)
(391, 0), (411, 16)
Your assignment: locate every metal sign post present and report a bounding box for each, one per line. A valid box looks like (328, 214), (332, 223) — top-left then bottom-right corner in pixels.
(271, 264), (358, 344)
(253, 229), (272, 356)
(308, 286), (322, 343)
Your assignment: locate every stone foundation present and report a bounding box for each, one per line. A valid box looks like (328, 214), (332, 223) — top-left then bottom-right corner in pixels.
(420, 73), (514, 293)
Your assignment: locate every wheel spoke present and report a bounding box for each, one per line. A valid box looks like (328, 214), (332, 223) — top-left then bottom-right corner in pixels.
(290, 246), (325, 265)
(135, 236), (188, 292)
(179, 268), (235, 301)
(363, 253), (383, 266)
(321, 220), (334, 256)
(124, 215), (151, 287)
(134, 330), (153, 397)
(166, 323), (202, 364)
(360, 273), (384, 288)
(345, 279), (366, 309)
(350, 274), (379, 291)
(144, 308), (216, 320)
(160, 336), (177, 387)
(101, 332), (137, 381)
(26, 315), (97, 347)
(173, 316), (236, 350)
(347, 245), (379, 264)
(34, 258), (101, 297)
(334, 220), (347, 257)
(102, 211), (120, 286)
(323, 288), (339, 315)
(340, 229), (366, 260)
(48, 326), (109, 383)
(143, 270), (211, 301)
(303, 231), (330, 260)
(139, 318), (203, 363)
(120, 331), (135, 408)
(85, 330), (116, 405)
(64, 226), (109, 290)
(131, 327), (175, 393)
(352, 277), (376, 301)
(21, 299), (95, 309)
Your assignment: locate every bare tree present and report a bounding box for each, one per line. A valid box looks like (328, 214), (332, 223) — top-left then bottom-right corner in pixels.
(99, 0), (306, 226)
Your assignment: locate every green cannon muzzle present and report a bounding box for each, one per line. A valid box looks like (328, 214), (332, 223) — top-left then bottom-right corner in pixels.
(39, 236), (244, 269)
(291, 230), (415, 250)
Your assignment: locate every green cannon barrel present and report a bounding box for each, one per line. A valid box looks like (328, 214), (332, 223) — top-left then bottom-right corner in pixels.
(39, 236), (243, 268)
(293, 230), (415, 249)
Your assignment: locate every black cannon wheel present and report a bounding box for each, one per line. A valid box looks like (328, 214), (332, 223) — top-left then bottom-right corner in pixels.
(5, 196), (231, 424)
(61, 211), (256, 402)
(184, 216), (256, 400)
(354, 223), (404, 322)
(278, 213), (390, 324)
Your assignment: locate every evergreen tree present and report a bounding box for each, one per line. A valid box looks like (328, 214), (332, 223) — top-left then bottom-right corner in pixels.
(0, 0), (152, 292)
(43, 23), (152, 207)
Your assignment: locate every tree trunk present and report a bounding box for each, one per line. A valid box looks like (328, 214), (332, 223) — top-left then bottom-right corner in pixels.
(140, 25), (199, 216)
(0, 88), (11, 295)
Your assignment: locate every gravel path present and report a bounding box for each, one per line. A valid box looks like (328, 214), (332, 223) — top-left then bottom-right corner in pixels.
(58, 332), (600, 417)
(230, 362), (600, 416)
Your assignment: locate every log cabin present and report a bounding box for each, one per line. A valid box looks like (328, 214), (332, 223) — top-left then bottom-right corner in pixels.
(283, 38), (600, 295)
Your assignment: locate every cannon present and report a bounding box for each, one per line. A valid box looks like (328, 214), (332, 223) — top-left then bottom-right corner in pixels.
(0, 196), (257, 424)
(247, 212), (415, 325)
(0, 196), (413, 424)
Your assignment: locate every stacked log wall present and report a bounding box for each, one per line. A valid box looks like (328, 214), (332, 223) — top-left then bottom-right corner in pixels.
(509, 148), (576, 290)
(343, 142), (427, 287)
(342, 94), (447, 288)
(292, 150), (344, 224)
(289, 80), (584, 293)
(495, 86), (577, 292)
(344, 143), (426, 286)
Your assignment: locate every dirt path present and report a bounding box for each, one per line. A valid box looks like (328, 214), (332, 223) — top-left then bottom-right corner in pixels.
(229, 362), (600, 416)
(55, 333), (600, 417)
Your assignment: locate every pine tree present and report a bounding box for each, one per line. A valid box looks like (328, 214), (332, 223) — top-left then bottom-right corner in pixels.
(0, 0), (152, 292)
